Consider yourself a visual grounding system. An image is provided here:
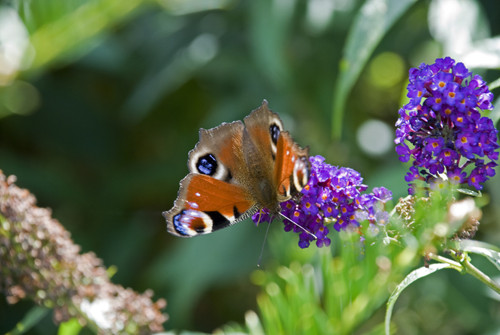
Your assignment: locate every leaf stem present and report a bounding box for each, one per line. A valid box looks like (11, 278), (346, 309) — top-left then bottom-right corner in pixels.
(427, 253), (462, 271)
(430, 251), (500, 295)
(457, 252), (500, 295)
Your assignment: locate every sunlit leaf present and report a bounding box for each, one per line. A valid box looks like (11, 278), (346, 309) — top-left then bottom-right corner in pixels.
(385, 263), (452, 335)
(106, 265), (118, 278)
(244, 310), (265, 335)
(20, 0), (148, 71)
(458, 37), (500, 69)
(489, 76), (500, 91)
(456, 240), (500, 271)
(0, 7), (31, 86)
(332, 0), (417, 138)
(428, 0), (490, 60)
(457, 188), (482, 197)
(57, 318), (82, 335)
(155, 0), (232, 15)
(490, 95), (500, 125)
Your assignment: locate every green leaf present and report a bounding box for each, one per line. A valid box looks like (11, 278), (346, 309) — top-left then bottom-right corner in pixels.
(244, 310), (265, 335)
(332, 0), (417, 138)
(456, 240), (500, 271)
(106, 265), (118, 278)
(57, 318), (82, 335)
(457, 188), (482, 197)
(253, 220), (422, 335)
(155, 0), (231, 15)
(490, 95), (500, 126)
(5, 306), (49, 335)
(385, 263), (452, 335)
(489, 76), (500, 91)
(19, 0), (148, 72)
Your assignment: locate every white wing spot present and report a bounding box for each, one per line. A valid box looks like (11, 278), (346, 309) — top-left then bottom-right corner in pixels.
(187, 201), (199, 209)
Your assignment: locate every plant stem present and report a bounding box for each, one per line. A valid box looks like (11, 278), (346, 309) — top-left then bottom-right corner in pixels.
(428, 253), (462, 271)
(434, 250), (500, 295)
(461, 255), (500, 295)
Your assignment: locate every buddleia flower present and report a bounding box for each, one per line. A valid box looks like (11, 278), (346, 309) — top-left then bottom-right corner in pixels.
(395, 57), (499, 193)
(253, 156), (392, 249)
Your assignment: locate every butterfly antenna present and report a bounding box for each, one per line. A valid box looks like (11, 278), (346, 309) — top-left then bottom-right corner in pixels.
(278, 212), (317, 240)
(257, 217), (273, 267)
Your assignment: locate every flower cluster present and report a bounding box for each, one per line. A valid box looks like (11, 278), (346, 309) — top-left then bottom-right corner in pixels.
(395, 57), (499, 192)
(0, 171), (167, 333)
(252, 156), (392, 248)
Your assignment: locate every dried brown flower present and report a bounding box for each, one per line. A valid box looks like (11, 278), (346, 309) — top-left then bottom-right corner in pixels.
(394, 194), (481, 240)
(393, 195), (418, 230)
(0, 171), (167, 334)
(448, 197), (481, 240)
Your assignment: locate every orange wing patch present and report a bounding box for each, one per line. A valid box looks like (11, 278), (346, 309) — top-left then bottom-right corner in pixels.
(186, 174), (253, 219)
(273, 133), (296, 197)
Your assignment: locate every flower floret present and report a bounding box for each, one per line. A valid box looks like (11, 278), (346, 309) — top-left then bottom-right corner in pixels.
(395, 57), (499, 192)
(252, 156), (392, 248)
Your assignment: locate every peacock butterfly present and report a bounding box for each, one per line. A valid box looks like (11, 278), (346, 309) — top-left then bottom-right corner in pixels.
(163, 100), (310, 237)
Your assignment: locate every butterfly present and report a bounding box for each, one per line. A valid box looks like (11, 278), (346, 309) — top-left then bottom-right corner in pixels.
(163, 100), (310, 237)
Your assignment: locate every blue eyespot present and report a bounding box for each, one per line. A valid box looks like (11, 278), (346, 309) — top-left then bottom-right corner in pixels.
(173, 211), (190, 236)
(270, 124), (280, 145)
(196, 154), (218, 175)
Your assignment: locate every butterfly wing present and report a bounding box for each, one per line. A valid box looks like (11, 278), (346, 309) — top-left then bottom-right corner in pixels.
(273, 132), (309, 201)
(245, 100), (310, 204)
(243, 100), (284, 166)
(164, 121), (257, 237)
(164, 174), (255, 237)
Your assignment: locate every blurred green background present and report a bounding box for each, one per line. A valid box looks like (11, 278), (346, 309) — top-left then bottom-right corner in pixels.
(0, 0), (499, 333)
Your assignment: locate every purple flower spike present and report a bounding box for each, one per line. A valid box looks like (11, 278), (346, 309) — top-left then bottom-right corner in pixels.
(395, 57), (499, 192)
(252, 156), (392, 249)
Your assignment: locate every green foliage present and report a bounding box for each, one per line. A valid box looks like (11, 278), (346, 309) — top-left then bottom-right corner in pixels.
(215, 184), (500, 334)
(384, 263), (453, 335)
(57, 318), (83, 335)
(217, 220), (417, 334)
(332, 0), (416, 138)
(4, 306), (49, 335)
(458, 240), (500, 270)
(13, 0), (147, 72)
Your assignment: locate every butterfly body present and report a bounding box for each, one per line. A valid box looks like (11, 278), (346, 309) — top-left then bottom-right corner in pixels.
(164, 100), (309, 237)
